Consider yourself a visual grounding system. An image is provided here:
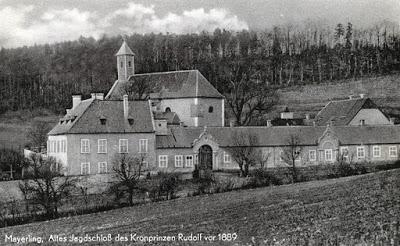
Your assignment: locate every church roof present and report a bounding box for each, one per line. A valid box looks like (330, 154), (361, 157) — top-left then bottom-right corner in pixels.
(106, 70), (224, 100)
(156, 125), (400, 148)
(115, 41), (134, 56)
(314, 98), (384, 126)
(153, 111), (181, 125)
(48, 99), (154, 135)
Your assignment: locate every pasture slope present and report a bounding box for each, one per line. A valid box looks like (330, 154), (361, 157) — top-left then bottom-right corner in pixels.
(0, 169), (399, 245)
(277, 73), (400, 116)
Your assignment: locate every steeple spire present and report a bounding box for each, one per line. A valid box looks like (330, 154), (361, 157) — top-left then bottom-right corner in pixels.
(116, 39), (135, 80)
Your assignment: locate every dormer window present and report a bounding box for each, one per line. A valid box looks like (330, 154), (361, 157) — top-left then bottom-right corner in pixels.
(208, 106), (214, 113)
(165, 107), (171, 112)
(71, 116), (77, 122)
(128, 118), (134, 125)
(100, 118), (107, 125)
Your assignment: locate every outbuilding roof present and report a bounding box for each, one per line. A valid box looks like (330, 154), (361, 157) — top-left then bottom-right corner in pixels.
(156, 125), (400, 149)
(48, 99), (154, 135)
(315, 98), (385, 126)
(106, 70), (224, 100)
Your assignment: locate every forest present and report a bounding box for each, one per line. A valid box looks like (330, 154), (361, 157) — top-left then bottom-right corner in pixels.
(0, 20), (399, 114)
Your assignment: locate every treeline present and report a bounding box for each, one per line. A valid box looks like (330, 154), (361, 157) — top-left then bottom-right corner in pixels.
(0, 20), (399, 114)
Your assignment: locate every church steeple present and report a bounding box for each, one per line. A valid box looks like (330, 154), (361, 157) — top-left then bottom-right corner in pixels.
(116, 39), (135, 81)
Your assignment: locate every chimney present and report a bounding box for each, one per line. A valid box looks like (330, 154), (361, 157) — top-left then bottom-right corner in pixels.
(123, 95), (129, 120)
(349, 95), (354, 100)
(72, 95), (81, 109)
(91, 93), (104, 100)
(267, 120), (272, 127)
(359, 119), (365, 126)
(359, 93), (365, 99)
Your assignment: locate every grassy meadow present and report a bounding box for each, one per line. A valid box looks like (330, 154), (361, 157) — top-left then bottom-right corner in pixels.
(1, 169), (399, 245)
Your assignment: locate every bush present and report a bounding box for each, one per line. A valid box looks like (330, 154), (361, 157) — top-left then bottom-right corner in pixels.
(375, 160), (400, 171)
(246, 169), (282, 188)
(148, 172), (181, 201)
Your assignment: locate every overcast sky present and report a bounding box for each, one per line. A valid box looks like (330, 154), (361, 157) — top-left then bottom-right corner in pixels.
(1, 0), (399, 48)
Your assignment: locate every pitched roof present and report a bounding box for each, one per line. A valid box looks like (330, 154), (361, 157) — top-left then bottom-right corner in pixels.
(106, 70), (224, 100)
(115, 41), (134, 56)
(48, 100), (154, 135)
(315, 98), (382, 126)
(156, 125), (400, 149)
(153, 111), (181, 125)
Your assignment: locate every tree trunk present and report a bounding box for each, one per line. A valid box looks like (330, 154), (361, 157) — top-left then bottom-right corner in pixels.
(291, 161), (297, 183)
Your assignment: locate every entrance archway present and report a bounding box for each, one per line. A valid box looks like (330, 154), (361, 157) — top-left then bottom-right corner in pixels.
(199, 145), (213, 170)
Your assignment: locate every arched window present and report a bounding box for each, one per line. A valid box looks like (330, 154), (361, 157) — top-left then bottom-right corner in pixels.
(208, 106), (214, 113)
(165, 107), (171, 112)
(120, 61), (123, 68)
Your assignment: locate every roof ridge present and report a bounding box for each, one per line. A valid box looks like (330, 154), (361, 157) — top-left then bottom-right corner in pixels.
(129, 69), (197, 77)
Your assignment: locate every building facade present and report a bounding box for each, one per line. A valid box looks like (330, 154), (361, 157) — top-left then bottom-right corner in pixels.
(47, 41), (400, 177)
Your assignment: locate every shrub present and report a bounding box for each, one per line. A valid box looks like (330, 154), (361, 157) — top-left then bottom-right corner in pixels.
(195, 174), (216, 194)
(148, 172), (181, 201)
(247, 168), (282, 188)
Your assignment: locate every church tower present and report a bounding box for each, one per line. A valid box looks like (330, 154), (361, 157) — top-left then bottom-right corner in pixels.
(116, 40), (135, 81)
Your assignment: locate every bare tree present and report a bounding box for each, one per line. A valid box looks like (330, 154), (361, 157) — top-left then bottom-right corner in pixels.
(281, 135), (303, 183)
(255, 149), (271, 169)
(26, 120), (52, 152)
(230, 131), (259, 177)
(112, 153), (147, 206)
(19, 153), (77, 219)
(224, 60), (279, 126)
(120, 77), (151, 100)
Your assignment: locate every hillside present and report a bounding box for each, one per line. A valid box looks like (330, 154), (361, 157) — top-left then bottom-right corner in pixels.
(0, 110), (59, 149)
(277, 73), (400, 118)
(1, 170), (399, 245)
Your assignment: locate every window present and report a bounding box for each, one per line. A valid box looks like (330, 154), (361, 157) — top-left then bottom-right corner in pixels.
(56, 141), (60, 153)
(119, 139), (128, 153)
(279, 150), (284, 162)
(81, 139), (90, 153)
(120, 61), (123, 68)
(309, 150), (316, 162)
(139, 139), (148, 153)
(185, 155), (193, 167)
(61, 140), (66, 153)
(175, 155), (183, 167)
(357, 146), (365, 159)
(194, 154), (198, 165)
(100, 118), (106, 125)
(98, 139), (107, 153)
(389, 146), (397, 158)
(373, 146), (381, 158)
(159, 155), (168, 168)
(98, 162), (107, 174)
(128, 61), (132, 67)
(340, 147), (349, 161)
(128, 118), (134, 125)
(208, 106), (214, 113)
(165, 107), (171, 112)
(81, 162), (90, 175)
(325, 149), (333, 162)
(223, 151), (231, 163)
